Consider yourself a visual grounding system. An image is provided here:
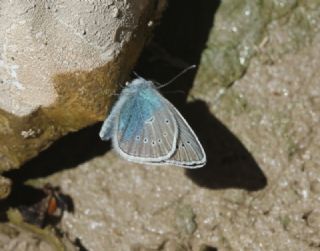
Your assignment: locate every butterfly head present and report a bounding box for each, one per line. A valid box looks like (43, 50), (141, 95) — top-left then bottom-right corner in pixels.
(125, 77), (155, 92)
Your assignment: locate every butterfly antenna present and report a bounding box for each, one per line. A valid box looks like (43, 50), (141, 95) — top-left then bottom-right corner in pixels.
(133, 71), (142, 78)
(157, 65), (196, 89)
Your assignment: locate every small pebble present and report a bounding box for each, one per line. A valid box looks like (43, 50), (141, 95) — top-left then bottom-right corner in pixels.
(306, 210), (320, 230)
(175, 204), (197, 235)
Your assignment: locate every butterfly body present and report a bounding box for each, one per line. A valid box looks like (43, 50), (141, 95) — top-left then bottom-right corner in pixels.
(100, 78), (206, 168)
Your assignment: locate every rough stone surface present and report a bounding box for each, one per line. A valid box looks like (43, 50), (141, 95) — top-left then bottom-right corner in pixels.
(0, 0), (159, 196)
(3, 0), (320, 250)
(0, 0), (153, 116)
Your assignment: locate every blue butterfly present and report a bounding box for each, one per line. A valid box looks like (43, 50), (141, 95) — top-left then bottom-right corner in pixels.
(99, 77), (206, 168)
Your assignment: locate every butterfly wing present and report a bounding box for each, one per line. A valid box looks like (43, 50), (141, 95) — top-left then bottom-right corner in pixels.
(99, 103), (120, 141)
(99, 84), (134, 141)
(113, 85), (178, 162)
(164, 105), (206, 168)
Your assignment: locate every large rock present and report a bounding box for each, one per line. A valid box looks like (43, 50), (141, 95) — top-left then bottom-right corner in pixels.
(0, 0), (160, 198)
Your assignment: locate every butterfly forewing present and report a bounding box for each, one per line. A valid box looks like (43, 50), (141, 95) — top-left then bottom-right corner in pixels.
(114, 86), (178, 162)
(99, 103), (120, 141)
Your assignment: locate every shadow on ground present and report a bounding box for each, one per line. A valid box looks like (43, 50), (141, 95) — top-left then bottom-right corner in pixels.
(137, 0), (267, 190)
(184, 101), (267, 191)
(2, 124), (109, 210)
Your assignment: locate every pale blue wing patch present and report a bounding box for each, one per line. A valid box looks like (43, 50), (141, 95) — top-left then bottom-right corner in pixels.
(99, 90), (131, 141)
(113, 87), (178, 162)
(99, 111), (116, 141)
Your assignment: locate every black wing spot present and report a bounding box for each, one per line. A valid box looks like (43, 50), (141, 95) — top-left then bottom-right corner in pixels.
(165, 119), (169, 124)
(136, 136), (140, 141)
(143, 138), (148, 143)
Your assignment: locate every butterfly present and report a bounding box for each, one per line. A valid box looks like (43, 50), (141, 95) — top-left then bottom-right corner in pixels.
(99, 77), (206, 168)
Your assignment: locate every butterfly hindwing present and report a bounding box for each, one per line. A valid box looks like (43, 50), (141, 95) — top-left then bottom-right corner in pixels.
(165, 105), (206, 168)
(113, 85), (178, 162)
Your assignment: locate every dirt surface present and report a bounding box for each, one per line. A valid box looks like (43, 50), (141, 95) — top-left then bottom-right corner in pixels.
(2, 0), (320, 250)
